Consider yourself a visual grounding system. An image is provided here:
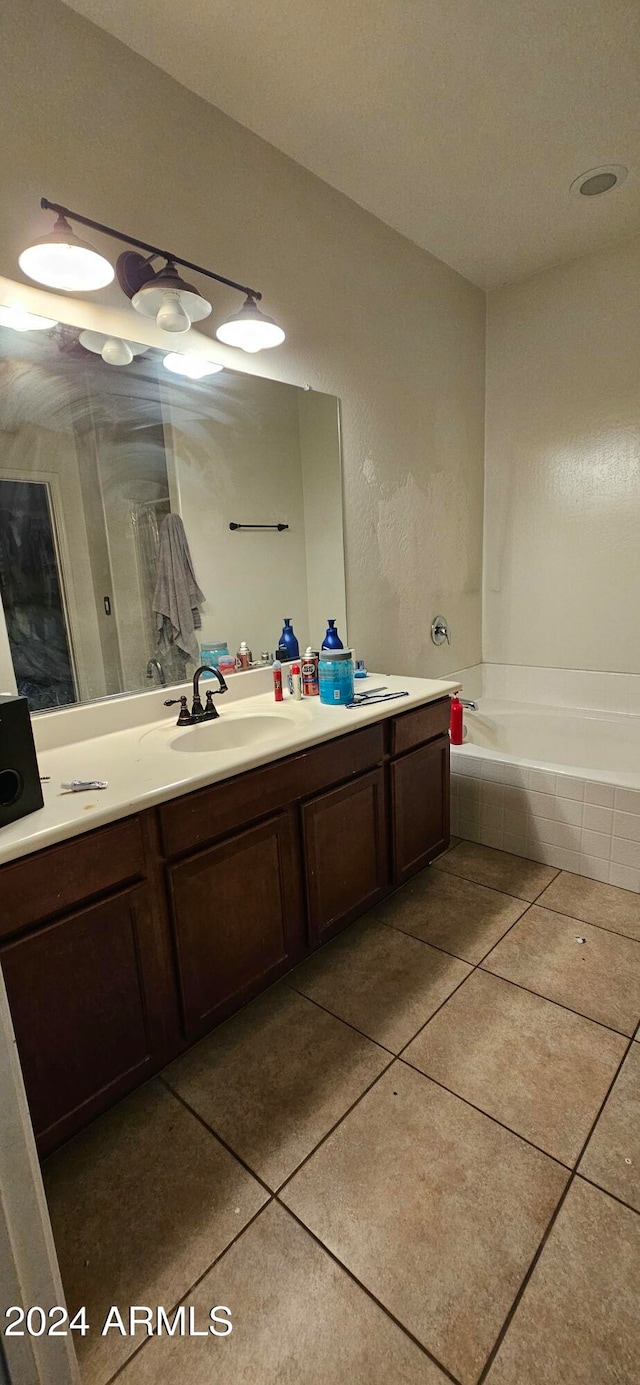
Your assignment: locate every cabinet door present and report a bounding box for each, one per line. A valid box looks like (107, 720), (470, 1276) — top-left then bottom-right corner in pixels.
(391, 734), (450, 884)
(168, 812), (302, 1042)
(1, 885), (158, 1154)
(302, 768), (388, 945)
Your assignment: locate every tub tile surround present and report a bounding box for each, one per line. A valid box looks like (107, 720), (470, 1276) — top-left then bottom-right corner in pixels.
(444, 663), (640, 892)
(45, 841), (640, 1385)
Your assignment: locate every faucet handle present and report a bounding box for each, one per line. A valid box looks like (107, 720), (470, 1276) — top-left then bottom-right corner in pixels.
(164, 696), (192, 726)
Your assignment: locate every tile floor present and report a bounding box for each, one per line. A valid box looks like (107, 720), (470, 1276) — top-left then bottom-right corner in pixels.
(44, 839), (640, 1385)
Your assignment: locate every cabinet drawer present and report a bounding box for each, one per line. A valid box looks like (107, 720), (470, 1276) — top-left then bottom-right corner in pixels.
(391, 698), (450, 756)
(159, 723), (385, 858)
(0, 818), (146, 940)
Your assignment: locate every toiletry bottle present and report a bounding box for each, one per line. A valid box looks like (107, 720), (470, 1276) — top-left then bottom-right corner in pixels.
(277, 617), (300, 661)
(322, 619), (344, 650)
(272, 659), (284, 702)
(236, 641), (252, 670)
(291, 662), (302, 700)
(218, 652), (236, 678)
(450, 695), (464, 745)
(301, 647), (319, 696)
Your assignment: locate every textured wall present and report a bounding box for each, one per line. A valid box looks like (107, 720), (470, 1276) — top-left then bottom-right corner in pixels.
(0, 0), (485, 680)
(485, 234), (640, 673)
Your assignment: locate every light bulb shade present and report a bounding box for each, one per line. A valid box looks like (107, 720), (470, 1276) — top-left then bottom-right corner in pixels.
(132, 261), (211, 332)
(0, 305), (58, 332)
(18, 215), (114, 291)
(79, 330), (148, 365)
(215, 296), (285, 352)
(162, 352), (224, 379)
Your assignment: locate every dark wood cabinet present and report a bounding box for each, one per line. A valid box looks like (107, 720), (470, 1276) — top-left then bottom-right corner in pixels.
(0, 697), (451, 1154)
(1, 885), (160, 1155)
(302, 768), (388, 944)
(168, 812), (302, 1041)
(391, 733), (450, 883)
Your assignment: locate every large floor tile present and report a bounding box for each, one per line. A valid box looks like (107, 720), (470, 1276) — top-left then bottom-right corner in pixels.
(373, 867), (528, 963)
(483, 905), (640, 1035)
(43, 1080), (267, 1385)
(163, 984), (389, 1189)
(434, 839), (558, 900)
(286, 916), (471, 1051)
(579, 1044), (640, 1211)
(281, 1063), (567, 1385)
(404, 970), (626, 1164)
(537, 870), (640, 942)
(118, 1201), (448, 1385)
(486, 1178), (640, 1383)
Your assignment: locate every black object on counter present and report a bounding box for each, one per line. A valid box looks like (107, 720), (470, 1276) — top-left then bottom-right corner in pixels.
(0, 695), (44, 829)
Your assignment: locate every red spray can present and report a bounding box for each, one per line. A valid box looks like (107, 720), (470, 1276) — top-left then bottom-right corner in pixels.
(450, 695), (464, 745)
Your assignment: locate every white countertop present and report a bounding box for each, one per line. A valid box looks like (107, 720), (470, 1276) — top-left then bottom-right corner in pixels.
(1, 672), (458, 866)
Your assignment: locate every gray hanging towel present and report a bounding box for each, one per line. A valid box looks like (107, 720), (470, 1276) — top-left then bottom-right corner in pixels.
(153, 513), (205, 667)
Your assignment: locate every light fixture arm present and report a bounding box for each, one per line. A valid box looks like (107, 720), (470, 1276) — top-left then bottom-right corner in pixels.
(39, 198), (263, 302)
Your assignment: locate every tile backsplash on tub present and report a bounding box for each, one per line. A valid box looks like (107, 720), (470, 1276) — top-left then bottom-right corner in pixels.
(451, 756), (640, 893)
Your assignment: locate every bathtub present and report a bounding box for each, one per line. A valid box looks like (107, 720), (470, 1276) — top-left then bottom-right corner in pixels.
(450, 699), (640, 893)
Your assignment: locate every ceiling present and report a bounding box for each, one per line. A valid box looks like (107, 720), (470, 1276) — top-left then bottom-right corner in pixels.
(62, 0), (640, 288)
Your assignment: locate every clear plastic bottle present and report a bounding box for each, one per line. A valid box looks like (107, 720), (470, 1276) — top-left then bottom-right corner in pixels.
(318, 648), (354, 705)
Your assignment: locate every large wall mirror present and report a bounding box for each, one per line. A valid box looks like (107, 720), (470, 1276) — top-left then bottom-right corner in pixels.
(0, 287), (345, 713)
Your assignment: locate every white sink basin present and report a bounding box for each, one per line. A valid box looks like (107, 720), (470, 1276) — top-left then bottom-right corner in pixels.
(139, 712), (296, 755)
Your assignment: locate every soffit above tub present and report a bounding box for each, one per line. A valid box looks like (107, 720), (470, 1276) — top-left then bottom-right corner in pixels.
(61, 0), (640, 289)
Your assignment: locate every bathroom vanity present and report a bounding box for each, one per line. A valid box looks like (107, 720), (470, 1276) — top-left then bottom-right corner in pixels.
(0, 677), (454, 1156)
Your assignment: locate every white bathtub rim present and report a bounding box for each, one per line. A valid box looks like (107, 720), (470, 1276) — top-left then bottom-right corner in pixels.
(452, 698), (640, 791)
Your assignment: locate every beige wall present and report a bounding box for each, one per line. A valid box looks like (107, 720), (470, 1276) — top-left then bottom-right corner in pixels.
(0, 0), (485, 680)
(485, 235), (640, 674)
(163, 374), (312, 661)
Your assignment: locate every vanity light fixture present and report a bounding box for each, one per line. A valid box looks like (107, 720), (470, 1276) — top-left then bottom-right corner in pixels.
(79, 330), (149, 366)
(162, 352), (224, 379)
(216, 294), (286, 353)
(19, 200), (285, 351)
(18, 212), (114, 291)
(130, 261), (211, 334)
(0, 305), (59, 332)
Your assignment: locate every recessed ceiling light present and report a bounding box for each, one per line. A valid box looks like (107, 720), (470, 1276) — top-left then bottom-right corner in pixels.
(570, 165), (628, 198)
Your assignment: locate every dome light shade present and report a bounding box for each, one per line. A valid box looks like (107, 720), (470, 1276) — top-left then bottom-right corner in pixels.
(79, 330), (148, 365)
(163, 352), (224, 379)
(216, 295), (285, 352)
(18, 214), (114, 291)
(132, 261), (211, 333)
(0, 305), (58, 332)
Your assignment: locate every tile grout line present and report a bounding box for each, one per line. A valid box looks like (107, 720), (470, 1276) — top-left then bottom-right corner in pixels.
(524, 898), (640, 946)
(103, 1195), (275, 1385)
(575, 1171), (640, 1220)
(475, 963), (635, 1039)
(158, 1077), (274, 1195)
(432, 855), (561, 903)
(275, 1197), (464, 1385)
(440, 844), (640, 943)
(397, 1056), (573, 1172)
(275, 1055), (397, 1195)
(475, 1026), (638, 1384)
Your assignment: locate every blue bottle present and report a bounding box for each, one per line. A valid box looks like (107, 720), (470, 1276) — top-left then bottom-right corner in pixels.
(277, 618), (299, 661)
(322, 619), (344, 650)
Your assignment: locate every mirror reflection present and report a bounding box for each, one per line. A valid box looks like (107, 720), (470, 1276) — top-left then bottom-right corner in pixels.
(0, 316), (345, 712)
